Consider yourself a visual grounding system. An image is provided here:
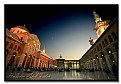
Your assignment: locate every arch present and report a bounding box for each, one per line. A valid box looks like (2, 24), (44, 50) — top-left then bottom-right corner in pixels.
(106, 48), (116, 65)
(100, 52), (108, 69)
(104, 39), (109, 46)
(7, 52), (16, 68)
(102, 41), (105, 47)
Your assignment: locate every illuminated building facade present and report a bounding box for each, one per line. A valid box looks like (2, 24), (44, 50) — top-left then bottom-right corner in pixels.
(6, 26), (53, 69)
(79, 18), (118, 76)
(56, 55), (80, 70)
(6, 29), (24, 68)
(56, 55), (65, 68)
(64, 60), (80, 70)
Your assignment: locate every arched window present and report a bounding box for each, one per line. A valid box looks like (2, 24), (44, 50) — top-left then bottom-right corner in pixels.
(17, 46), (20, 51)
(99, 43), (102, 49)
(108, 35), (113, 43)
(97, 45), (99, 51)
(17, 30), (19, 33)
(14, 45), (17, 50)
(104, 39), (109, 46)
(102, 41), (105, 47)
(9, 43), (13, 49)
(111, 32), (117, 40)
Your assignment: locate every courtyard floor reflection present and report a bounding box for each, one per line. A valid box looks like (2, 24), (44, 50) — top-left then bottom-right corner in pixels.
(6, 70), (116, 80)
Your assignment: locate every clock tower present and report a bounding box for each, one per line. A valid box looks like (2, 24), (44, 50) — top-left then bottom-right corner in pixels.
(93, 11), (110, 38)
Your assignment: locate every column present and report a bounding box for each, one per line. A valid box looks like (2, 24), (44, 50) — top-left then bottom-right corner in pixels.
(93, 60), (95, 71)
(104, 55), (113, 74)
(88, 63), (90, 70)
(33, 58), (36, 68)
(18, 54), (25, 67)
(37, 59), (40, 68)
(87, 64), (89, 70)
(99, 58), (103, 71)
(95, 59), (99, 70)
(90, 62), (93, 70)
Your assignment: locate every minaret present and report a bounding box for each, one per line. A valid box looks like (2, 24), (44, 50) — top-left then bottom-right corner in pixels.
(89, 37), (94, 45)
(43, 45), (46, 53)
(93, 11), (102, 23)
(93, 11), (110, 38)
(24, 24), (25, 27)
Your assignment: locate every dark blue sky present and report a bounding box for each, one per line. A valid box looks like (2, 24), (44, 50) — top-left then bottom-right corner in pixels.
(5, 5), (118, 60)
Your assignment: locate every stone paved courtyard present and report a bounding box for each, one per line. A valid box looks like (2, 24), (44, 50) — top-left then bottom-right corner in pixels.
(5, 70), (117, 80)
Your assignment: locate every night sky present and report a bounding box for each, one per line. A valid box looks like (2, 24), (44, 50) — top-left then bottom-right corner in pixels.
(5, 4), (118, 60)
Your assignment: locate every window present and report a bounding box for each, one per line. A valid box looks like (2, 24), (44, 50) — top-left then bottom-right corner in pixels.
(99, 43), (102, 49)
(9, 43), (13, 49)
(102, 41), (105, 47)
(108, 35), (113, 43)
(104, 39), (109, 46)
(111, 32), (117, 40)
(97, 45), (99, 51)
(21, 37), (23, 41)
(17, 30), (19, 33)
(14, 45), (17, 50)
(17, 46), (20, 51)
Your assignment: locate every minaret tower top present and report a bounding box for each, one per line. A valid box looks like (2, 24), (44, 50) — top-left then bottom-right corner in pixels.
(93, 11), (102, 23)
(93, 11), (110, 38)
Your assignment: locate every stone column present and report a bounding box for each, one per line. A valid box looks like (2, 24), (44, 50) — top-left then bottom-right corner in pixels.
(37, 59), (40, 68)
(29, 56), (33, 68)
(88, 63), (90, 70)
(87, 64), (89, 69)
(99, 58), (103, 71)
(95, 59), (99, 70)
(104, 55), (113, 74)
(33, 58), (36, 68)
(85, 64), (87, 69)
(90, 62), (93, 69)
(112, 52), (117, 62)
(93, 60), (95, 70)
(18, 54), (25, 67)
